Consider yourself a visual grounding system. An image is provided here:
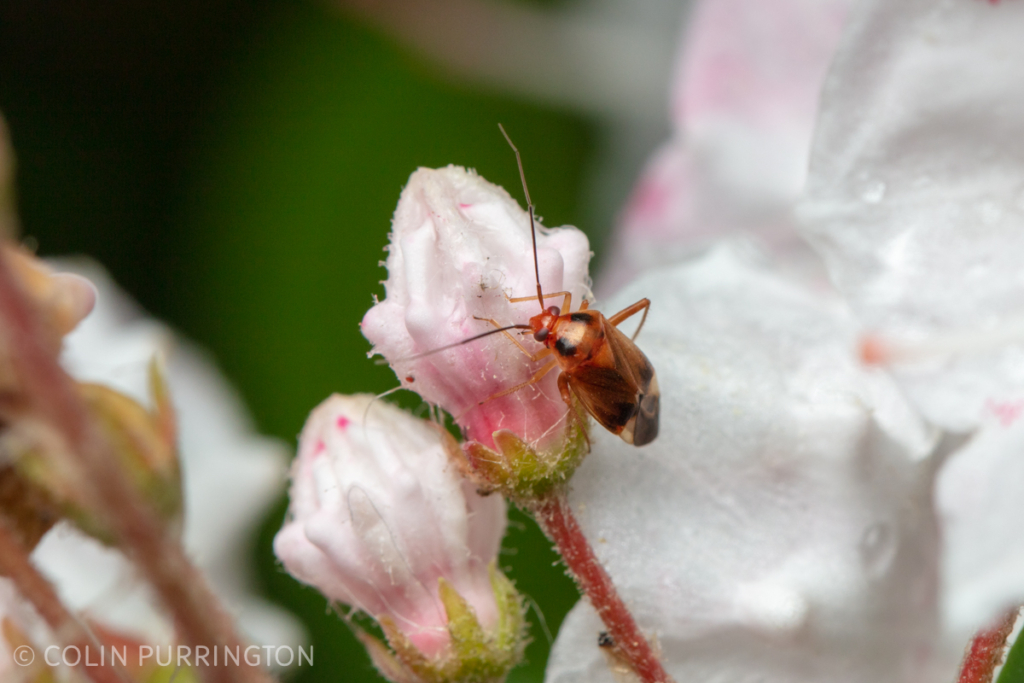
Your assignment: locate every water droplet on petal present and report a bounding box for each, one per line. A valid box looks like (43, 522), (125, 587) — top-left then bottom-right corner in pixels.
(861, 181), (887, 204)
(859, 522), (897, 578)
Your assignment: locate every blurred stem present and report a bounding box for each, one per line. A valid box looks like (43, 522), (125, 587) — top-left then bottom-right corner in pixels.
(959, 608), (1018, 683)
(0, 515), (127, 683)
(0, 253), (273, 683)
(534, 494), (674, 683)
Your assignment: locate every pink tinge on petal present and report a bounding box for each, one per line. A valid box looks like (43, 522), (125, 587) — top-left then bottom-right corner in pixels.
(601, 0), (850, 294)
(619, 145), (697, 242)
(674, 0), (849, 133)
(274, 394), (509, 660)
(985, 399), (1024, 429)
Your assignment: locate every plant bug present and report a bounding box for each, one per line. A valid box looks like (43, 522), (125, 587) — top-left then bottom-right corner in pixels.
(481, 124), (659, 446)
(394, 126), (660, 446)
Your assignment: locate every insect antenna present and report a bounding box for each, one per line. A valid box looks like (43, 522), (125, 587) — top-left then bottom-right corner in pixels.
(378, 324), (532, 364)
(498, 123), (545, 311)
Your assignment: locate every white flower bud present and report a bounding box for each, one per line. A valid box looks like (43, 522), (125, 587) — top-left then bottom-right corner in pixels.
(361, 165), (592, 453)
(274, 394), (516, 664)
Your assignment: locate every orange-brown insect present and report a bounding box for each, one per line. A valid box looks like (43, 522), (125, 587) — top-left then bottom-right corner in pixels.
(399, 126), (659, 446)
(476, 125), (659, 446)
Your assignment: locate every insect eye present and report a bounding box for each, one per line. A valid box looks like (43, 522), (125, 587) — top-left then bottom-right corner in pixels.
(546, 306), (560, 316)
(533, 328), (549, 342)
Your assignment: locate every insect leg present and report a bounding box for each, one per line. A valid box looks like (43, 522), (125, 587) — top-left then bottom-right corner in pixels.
(473, 316), (554, 362)
(507, 290), (572, 314)
(476, 358), (560, 407)
(557, 373), (591, 450)
(607, 298), (651, 341)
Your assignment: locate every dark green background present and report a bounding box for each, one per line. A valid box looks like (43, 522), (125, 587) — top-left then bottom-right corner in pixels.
(0, 2), (595, 682)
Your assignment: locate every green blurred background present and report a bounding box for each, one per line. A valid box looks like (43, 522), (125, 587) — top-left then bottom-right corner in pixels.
(0, 2), (600, 682)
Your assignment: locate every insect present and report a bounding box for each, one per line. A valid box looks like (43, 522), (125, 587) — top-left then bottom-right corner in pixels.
(400, 126), (659, 446)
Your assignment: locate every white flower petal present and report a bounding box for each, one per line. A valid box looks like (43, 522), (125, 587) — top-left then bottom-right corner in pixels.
(546, 245), (950, 683)
(602, 0), (849, 293)
(799, 0), (1024, 431)
(937, 417), (1024, 641)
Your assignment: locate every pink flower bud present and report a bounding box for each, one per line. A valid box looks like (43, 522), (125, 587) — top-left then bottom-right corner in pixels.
(361, 166), (592, 452)
(273, 394), (509, 658)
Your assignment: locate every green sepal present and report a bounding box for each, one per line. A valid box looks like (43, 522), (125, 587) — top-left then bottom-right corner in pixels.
(366, 565), (527, 683)
(463, 418), (589, 502)
(489, 563), (528, 657)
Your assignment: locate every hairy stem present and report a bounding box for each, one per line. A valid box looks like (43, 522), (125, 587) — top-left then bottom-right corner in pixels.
(534, 494), (674, 683)
(0, 516), (126, 683)
(958, 608), (1018, 683)
(0, 256), (272, 683)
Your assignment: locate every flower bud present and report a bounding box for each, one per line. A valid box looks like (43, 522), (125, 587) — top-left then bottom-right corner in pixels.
(361, 166), (592, 482)
(274, 394), (525, 682)
(4, 245), (96, 339)
(3, 359), (182, 545)
(0, 246), (95, 400)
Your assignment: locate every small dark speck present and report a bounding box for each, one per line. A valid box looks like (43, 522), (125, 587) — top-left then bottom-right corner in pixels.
(598, 632), (614, 648)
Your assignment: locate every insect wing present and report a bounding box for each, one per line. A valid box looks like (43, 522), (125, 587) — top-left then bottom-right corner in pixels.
(602, 319), (659, 445)
(567, 317), (659, 445)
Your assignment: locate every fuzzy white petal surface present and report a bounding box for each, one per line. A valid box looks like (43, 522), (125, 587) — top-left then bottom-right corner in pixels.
(799, 0), (1024, 432)
(546, 246), (951, 683)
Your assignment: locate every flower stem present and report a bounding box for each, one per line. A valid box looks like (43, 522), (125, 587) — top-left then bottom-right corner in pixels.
(958, 608), (1018, 683)
(0, 255), (272, 683)
(0, 515), (127, 683)
(534, 494), (674, 683)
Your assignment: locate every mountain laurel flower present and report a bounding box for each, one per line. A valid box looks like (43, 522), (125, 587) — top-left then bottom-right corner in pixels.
(274, 394), (526, 683)
(547, 0), (1024, 681)
(361, 165), (594, 497)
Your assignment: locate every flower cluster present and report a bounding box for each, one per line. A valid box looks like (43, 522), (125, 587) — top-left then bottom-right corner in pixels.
(281, 1), (1024, 683)
(296, 0), (1024, 682)
(545, 0), (1024, 682)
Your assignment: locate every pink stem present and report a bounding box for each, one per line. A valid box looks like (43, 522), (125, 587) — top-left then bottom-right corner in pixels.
(534, 495), (674, 683)
(0, 517), (127, 683)
(958, 608), (1018, 683)
(0, 256), (271, 683)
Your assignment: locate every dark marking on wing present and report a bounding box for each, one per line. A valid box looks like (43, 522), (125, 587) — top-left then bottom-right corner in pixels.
(636, 357), (654, 385)
(632, 390), (659, 446)
(568, 364), (640, 433)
